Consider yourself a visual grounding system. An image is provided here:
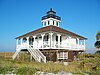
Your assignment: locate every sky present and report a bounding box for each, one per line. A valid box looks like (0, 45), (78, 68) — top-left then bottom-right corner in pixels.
(0, 0), (100, 53)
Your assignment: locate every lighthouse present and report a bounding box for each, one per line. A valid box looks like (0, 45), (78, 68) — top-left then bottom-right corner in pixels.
(41, 8), (61, 27)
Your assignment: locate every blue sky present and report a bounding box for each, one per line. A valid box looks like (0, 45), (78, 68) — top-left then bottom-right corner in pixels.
(0, 0), (100, 53)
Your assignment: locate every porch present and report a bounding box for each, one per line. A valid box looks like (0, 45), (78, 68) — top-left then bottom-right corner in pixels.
(16, 32), (86, 51)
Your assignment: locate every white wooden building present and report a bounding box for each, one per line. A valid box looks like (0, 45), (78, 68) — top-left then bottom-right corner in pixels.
(13, 8), (87, 63)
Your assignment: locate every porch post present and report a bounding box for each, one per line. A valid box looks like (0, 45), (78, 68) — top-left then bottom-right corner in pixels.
(78, 38), (80, 45)
(57, 34), (61, 48)
(77, 38), (79, 48)
(48, 34), (50, 47)
(20, 38), (23, 47)
(50, 33), (53, 48)
(43, 22), (44, 27)
(27, 37), (29, 48)
(41, 34), (45, 48)
(16, 39), (18, 49)
(16, 39), (18, 45)
(84, 40), (86, 50)
(33, 36), (36, 48)
(37, 36), (39, 48)
(56, 50), (58, 61)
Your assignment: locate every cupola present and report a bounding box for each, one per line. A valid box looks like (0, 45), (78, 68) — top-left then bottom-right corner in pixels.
(41, 8), (61, 27)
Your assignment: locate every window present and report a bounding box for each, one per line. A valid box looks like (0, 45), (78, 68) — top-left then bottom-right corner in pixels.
(56, 22), (58, 26)
(44, 22), (46, 26)
(59, 52), (63, 58)
(64, 52), (68, 59)
(44, 35), (48, 41)
(58, 52), (68, 59)
(48, 21), (50, 25)
(29, 37), (33, 45)
(53, 21), (54, 25)
(60, 36), (62, 42)
(56, 35), (58, 42)
(23, 38), (27, 43)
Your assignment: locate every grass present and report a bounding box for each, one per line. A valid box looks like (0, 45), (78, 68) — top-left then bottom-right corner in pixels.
(0, 52), (100, 75)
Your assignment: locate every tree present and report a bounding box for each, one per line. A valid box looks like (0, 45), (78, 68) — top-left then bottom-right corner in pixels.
(95, 31), (100, 50)
(95, 50), (100, 54)
(95, 41), (100, 49)
(96, 32), (100, 40)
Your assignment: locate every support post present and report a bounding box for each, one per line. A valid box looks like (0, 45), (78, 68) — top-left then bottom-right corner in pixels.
(16, 39), (19, 49)
(57, 34), (61, 48)
(27, 37), (29, 48)
(37, 36), (39, 48)
(16, 39), (18, 45)
(48, 34), (50, 48)
(84, 40), (86, 50)
(41, 34), (45, 48)
(33, 36), (36, 48)
(77, 38), (80, 48)
(77, 38), (79, 45)
(20, 38), (23, 47)
(50, 33), (53, 48)
(56, 50), (58, 61)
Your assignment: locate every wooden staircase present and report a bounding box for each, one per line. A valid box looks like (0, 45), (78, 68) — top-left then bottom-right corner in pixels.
(28, 46), (46, 63)
(12, 46), (46, 63)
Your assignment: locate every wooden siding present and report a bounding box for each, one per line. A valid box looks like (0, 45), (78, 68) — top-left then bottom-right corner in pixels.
(40, 49), (77, 62)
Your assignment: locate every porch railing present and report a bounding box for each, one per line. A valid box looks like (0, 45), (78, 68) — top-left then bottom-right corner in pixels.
(16, 41), (85, 50)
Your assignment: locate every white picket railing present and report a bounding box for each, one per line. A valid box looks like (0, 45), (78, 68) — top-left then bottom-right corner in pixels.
(37, 49), (46, 63)
(28, 46), (46, 63)
(17, 41), (85, 50)
(28, 46), (40, 62)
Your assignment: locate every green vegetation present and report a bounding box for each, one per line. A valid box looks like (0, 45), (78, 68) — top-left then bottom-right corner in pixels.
(0, 52), (100, 75)
(96, 31), (100, 40)
(95, 50), (100, 54)
(95, 31), (100, 50)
